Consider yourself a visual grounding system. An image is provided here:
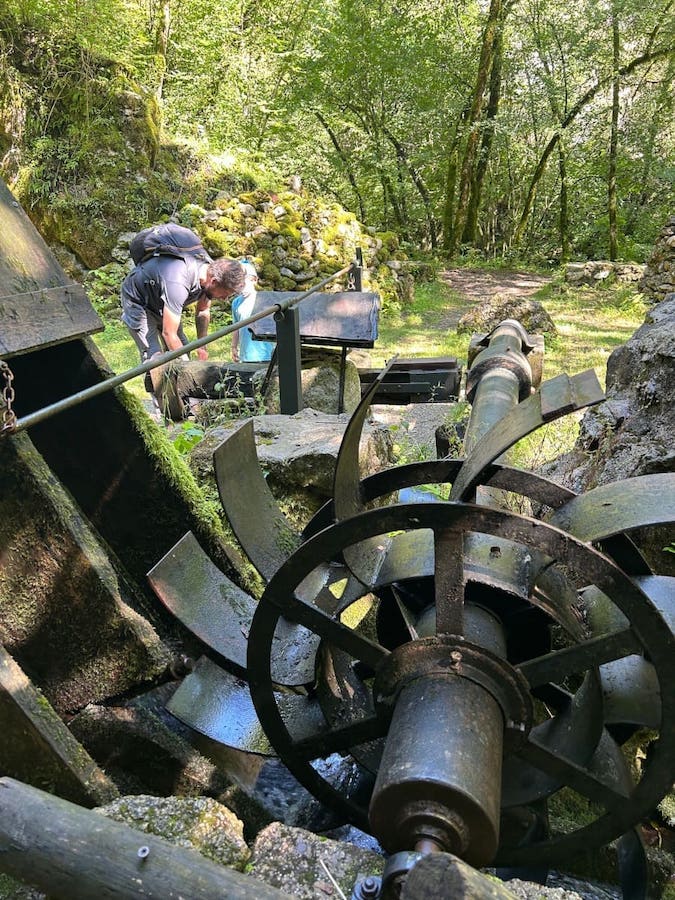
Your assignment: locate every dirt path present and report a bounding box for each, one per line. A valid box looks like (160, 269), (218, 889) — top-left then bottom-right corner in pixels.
(437, 267), (551, 329)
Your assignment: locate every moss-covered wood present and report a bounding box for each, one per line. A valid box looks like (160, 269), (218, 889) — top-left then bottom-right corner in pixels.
(0, 430), (171, 712)
(0, 645), (119, 806)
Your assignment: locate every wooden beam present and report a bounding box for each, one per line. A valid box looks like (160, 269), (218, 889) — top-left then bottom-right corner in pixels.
(0, 644), (118, 807)
(0, 177), (102, 356)
(0, 777), (290, 899)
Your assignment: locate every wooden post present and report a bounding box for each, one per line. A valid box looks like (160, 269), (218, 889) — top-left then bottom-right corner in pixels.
(401, 852), (518, 900)
(0, 777), (290, 899)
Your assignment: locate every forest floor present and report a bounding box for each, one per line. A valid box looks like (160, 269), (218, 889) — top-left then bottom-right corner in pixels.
(435, 267), (552, 329)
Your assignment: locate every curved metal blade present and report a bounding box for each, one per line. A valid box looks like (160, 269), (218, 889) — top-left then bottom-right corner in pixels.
(548, 474), (675, 543)
(167, 656), (326, 756)
(502, 672), (604, 807)
(332, 359), (397, 585)
(148, 531), (255, 671)
(450, 370), (605, 502)
(373, 529), (535, 607)
(308, 460), (646, 572)
(594, 575), (675, 731)
(600, 655), (660, 730)
(213, 419), (300, 582)
(148, 531), (325, 687)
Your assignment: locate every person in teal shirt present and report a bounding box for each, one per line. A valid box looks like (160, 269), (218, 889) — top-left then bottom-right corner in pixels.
(231, 260), (275, 363)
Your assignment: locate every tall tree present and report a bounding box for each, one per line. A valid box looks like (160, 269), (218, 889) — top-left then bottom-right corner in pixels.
(447, 0), (505, 255)
(608, 0), (621, 260)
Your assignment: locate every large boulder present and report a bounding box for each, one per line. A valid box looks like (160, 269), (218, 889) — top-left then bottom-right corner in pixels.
(96, 794), (250, 870)
(249, 822), (383, 899)
(543, 295), (675, 574)
(457, 294), (557, 337)
(257, 348), (362, 415)
(189, 408), (394, 528)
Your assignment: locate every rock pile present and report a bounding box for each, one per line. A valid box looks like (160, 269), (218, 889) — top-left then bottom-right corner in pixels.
(108, 189), (434, 311)
(638, 216), (675, 303)
(565, 261), (644, 287)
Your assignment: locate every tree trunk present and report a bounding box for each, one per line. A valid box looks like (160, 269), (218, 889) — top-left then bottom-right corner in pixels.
(154, 0), (171, 104)
(441, 101), (471, 253)
(382, 124), (437, 248)
(449, 0), (503, 255)
(0, 777), (288, 900)
(513, 46), (671, 248)
(608, 5), (621, 261)
(315, 111), (367, 222)
(463, 26), (504, 246)
(624, 55), (675, 234)
(534, 23), (570, 260)
(558, 139), (570, 262)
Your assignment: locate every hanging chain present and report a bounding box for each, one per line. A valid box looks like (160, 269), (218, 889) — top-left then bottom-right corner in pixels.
(1, 359), (17, 435)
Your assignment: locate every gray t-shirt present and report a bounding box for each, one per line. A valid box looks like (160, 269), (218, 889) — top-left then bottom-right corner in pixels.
(121, 255), (204, 317)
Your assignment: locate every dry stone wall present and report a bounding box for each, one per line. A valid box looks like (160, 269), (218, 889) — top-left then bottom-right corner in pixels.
(639, 216), (675, 303)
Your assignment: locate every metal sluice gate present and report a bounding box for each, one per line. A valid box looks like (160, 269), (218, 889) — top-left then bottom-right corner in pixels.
(148, 319), (675, 899)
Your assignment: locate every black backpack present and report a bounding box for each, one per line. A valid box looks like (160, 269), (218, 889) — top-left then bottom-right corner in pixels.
(129, 223), (211, 266)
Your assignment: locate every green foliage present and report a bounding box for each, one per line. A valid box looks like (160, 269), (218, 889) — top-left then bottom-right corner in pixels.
(1, 0), (672, 268)
(84, 263), (126, 317)
(172, 421), (206, 454)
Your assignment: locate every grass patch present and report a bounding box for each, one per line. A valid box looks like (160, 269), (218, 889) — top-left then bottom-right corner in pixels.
(374, 275), (646, 468)
(374, 280), (471, 365)
(534, 281), (647, 389)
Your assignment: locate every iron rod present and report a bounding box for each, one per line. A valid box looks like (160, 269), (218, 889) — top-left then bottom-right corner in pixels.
(5, 263), (353, 434)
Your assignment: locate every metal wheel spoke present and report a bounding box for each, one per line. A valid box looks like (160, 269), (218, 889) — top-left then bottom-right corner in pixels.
(277, 593), (389, 671)
(518, 628), (641, 689)
(291, 714), (385, 760)
(434, 528), (465, 635)
(516, 737), (630, 809)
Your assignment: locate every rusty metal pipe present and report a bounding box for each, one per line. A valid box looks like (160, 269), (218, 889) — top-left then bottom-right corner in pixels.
(464, 320), (533, 456)
(369, 606), (507, 867)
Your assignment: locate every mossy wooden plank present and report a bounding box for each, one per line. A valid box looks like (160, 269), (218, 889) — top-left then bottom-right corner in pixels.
(0, 285), (102, 356)
(0, 645), (119, 806)
(0, 430), (171, 713)
(0, 177), (102, 356)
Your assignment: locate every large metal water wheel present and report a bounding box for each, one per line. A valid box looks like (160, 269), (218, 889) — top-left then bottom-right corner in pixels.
(150, 321), (675, 895)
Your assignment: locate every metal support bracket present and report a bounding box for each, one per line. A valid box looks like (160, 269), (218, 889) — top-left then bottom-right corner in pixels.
(274, 306), (303, 414)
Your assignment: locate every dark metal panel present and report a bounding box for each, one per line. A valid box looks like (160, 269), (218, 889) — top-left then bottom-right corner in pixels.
(275, 306), (303, 414)
(250, 291), (380, 348)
